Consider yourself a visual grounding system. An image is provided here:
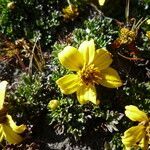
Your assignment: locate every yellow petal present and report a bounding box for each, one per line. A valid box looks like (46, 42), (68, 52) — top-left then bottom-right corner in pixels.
(7, 115), (26, 134)
(100, 67), (122, 88)
(78, 39), (95, 65)
(99, 0), (106, 6)
(58, 46), (83, 71)
(2, 124), (24, 144)
(0, 125), (4, 142)
(125, 105), (149, 122)
(0, 81), (8, 109)
(93, 48), (113, 70)
(139, 136), (148, 150)
(56, 74), (80, 94)
(124, 147), (132, 150)
(77, 84), (97, 104)
(122, 125), (145, 147)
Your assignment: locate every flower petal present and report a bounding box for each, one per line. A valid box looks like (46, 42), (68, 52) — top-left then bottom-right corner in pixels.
(125, 105), (149, 122)
(56, 74), (80, 94)
(93, 48), (113, 70)
(0, 125), (4, 142)
(2, 124), (24, 144)
(100, 67), (122, 88)
(77, 84), (97, 104)
(58, 46), (83, 71)
(99, 0), (106, 6)
(139, 136), (148, 150)
(7, 115), (26, 134)
(122, 125), (145, 148)
(0, 81), (8, 109)
(78, 39), (95, 65)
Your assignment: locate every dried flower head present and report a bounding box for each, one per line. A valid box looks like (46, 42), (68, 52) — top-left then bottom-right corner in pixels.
(62, 5), (79, 21)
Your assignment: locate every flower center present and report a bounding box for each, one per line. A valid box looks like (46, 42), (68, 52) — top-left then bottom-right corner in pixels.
(79, 64), (102, 85)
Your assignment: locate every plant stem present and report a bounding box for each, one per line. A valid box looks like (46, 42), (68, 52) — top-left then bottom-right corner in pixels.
(125, 0), (130, 25)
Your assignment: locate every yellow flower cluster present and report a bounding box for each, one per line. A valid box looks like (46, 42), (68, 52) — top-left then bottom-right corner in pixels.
(55, 40), (149, 150)
(122, 105), (150, 150)
(0, 81), (26, 144)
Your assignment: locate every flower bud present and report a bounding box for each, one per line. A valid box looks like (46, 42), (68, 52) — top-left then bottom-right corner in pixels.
(48, 100), (60, 111)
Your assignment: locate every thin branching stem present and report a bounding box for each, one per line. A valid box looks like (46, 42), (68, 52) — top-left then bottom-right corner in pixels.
(28, 34), (41, 74)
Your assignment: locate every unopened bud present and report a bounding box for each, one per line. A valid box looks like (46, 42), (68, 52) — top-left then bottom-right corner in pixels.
(48, 100), (60, 111)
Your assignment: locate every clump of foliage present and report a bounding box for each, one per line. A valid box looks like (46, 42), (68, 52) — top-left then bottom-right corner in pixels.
(8, 73), (51, 124)
(0, 0), (61, 48)
(72, 16), (118, 48)
(0, 0), (150, 149)
(47, 97), (123, 140)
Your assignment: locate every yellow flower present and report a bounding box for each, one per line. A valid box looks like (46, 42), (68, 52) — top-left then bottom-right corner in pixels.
(0, 81), (26, 144)
(122, 105), (150, 150)
(56, 40), (122, 105)
(62, 5), (79, 21)
(48, 100), (60, 111)
(98, 0), (106, 6)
